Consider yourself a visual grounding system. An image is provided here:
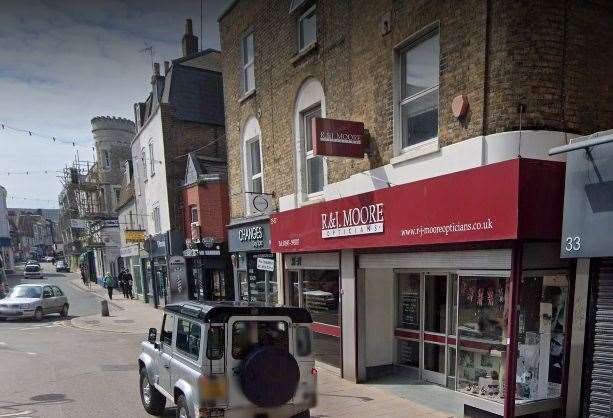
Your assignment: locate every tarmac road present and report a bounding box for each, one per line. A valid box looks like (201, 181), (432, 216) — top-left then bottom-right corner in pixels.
(0, 262), (175, 418)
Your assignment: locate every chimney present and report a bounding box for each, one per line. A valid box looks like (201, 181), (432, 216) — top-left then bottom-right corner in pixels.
(151, 62), (160, 85)
(182, 18), (199, 57)
(164, 61), (170, 75)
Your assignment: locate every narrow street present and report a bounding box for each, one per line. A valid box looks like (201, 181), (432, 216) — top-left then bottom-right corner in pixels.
(0, 262), (173, 418)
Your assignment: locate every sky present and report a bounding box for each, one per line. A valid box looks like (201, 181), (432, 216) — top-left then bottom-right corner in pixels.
(0, 0), (230, 209)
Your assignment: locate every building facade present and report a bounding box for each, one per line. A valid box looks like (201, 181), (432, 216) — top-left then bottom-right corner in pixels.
(131, 19), (226, 308)
(219, 1), (613, 417)
(0, 186), (14, 273)
(180, 153), (232, 302)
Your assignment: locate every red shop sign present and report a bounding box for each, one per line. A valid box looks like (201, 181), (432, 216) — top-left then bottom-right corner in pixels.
(312, 117), (366, 158)
(270, 159), (565, 253)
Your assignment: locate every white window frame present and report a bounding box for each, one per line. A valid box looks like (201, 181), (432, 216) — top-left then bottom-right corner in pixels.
(301, 104), (326, 198)
(298, 5), (316, 53)
(245, 135), (263, 198)
(241, 31), (255, 95)
(190, 205), (198, 224)
(392, 25), (440, 162)
(148, 141), (155, 177)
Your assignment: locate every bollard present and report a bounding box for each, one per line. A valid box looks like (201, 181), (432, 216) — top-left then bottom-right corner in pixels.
(101, 300), (110, 317)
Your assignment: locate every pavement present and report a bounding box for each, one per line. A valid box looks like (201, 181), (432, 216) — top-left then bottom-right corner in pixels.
(1, 263), (454, 417)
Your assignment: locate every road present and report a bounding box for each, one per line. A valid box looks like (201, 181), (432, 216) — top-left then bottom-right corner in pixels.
(0, 262), (172, 418)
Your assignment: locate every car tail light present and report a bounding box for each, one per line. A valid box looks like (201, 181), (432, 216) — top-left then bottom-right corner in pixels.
(199, 375), (227, 404)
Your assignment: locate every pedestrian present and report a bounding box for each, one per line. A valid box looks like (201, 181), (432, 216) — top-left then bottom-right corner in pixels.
(121, 269), (129, 299)
(124, 270), (134, 299)
(105, 272), (115, 300)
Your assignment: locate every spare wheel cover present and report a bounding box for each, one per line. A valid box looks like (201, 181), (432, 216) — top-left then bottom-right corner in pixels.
(240, 346), (300, 408)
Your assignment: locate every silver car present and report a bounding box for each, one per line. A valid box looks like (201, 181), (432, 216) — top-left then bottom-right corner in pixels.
(24, 262), (43, 279)
(0, 284), (69, 320)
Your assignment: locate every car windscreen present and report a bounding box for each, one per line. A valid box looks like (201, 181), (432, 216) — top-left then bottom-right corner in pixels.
(9, 286), (42, 298)
(25, 264), (40, 271)
(231, 320), (289, 359)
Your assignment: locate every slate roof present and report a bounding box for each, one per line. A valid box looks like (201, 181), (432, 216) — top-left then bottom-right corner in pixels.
(183, 153), (227, 187)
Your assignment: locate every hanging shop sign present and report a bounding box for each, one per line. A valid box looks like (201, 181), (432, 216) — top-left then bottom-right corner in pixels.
(125, 229), (146, 243)
(248, 192), (273, 215)
(271, 159), (565, 253)
(558, 140), (613, 258)
(312, 117), (366, 158)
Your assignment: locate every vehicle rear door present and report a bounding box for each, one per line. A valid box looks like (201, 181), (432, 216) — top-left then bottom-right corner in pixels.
(52, 286), (66, 312)
(226, 316), (293, 408)
(41, 286), (54, 314)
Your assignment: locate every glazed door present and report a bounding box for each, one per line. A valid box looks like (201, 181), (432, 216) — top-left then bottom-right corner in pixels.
(422, 274), (448, 385)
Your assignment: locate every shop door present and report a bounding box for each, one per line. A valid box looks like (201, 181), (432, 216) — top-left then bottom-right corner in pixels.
(422, 274), (448, 385)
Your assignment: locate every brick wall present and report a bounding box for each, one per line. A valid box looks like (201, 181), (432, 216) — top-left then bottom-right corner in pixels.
(220, 0), (613, 219)
(161, 104), (226, 232)
(182, 181), (230, 243)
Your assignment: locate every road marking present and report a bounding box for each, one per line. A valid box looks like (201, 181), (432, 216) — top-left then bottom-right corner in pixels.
(0, 342), (7, 346)
(0, 411), (35, 417)
(27, 352), (37, 355)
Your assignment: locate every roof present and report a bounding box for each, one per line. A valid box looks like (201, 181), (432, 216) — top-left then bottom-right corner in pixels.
(115, 183), (135, 212)
(162, 63), (225, 126)
(164, 301), (313, 323)
(183, 153), (227, 186)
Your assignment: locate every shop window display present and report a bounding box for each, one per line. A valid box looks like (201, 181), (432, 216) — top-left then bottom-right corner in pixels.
(301, 270), (339, 327)
(456, 276), (507, 401)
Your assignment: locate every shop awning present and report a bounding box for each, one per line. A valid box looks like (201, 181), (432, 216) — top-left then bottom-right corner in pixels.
(271, 158), (565, 253)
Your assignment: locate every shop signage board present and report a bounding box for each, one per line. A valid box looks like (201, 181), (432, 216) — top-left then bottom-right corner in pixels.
(228, 220), (272, 252)
(312, 117), (366, 158)
(125, 230), (145, 243)
(256, 257), (275, 271)
(271, 159), (565, 253)
(559, 141), (613, 258)
(70, 219), (87, 229)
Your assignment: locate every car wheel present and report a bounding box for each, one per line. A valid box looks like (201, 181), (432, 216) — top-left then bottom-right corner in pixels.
(139, 367), (165, 416)
(34, 307), (43, 321)
(291, 411), (311, 418)
(60, 304), (69, 318)
(175, 394), (191, 418)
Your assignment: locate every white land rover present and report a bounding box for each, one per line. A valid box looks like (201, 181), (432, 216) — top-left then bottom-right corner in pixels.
(138, 301), (317, 418)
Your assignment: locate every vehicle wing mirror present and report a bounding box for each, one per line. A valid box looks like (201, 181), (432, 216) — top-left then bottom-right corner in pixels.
(148, 327), (157, 344)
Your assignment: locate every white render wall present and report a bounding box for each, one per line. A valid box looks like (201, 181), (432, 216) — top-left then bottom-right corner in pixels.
(131, 108), (171, 236)
(0, 185), (14, 272)
(279, 130), (575, 210)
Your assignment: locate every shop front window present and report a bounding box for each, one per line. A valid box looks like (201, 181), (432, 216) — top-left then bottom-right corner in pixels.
(456, 276), (507, 398)
(515, 274), (568, 402)
(241, 253), (277, 304)
(397, 273), (420, 330)
(302, 269), (339, 327)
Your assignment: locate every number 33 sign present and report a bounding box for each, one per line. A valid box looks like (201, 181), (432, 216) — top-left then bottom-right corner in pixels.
(565, 236), (581, 252)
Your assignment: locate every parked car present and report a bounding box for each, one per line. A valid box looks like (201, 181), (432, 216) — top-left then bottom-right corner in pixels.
(43, 256), (54, 263)
(55, 260), (69, 272)
(24, 262), (43, 279)
(138, 301), (316, 418)
(0, 284), (69, 320)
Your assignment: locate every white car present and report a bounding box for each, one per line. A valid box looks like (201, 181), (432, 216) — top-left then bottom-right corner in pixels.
(24, 262), (43, 279)
(0, 284), (69, 320)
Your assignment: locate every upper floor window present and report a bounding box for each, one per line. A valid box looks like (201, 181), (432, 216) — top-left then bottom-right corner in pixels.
(298, 5), (316, 52)
(242, 32), (255, 94)
(102, 150), (111, 168)
(190, 205), (198, 223)
(148, 142), (155, 176)
(246, 136), (262, 194)
(140, 148), (146, 185)
(301, 105), (324, 195)
(113, 187), (121, 207)
(152, 206), (161, 233)
(399, 30), (440, 149)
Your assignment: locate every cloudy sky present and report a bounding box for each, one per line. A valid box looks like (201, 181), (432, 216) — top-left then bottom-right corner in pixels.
(0, 0), (230, 209)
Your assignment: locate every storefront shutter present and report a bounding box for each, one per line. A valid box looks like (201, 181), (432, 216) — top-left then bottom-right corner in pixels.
(588, 258), (613, 418)
(359, 249), (511, 270)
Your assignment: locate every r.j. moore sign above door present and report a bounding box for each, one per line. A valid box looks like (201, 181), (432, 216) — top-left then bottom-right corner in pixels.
(312, 117), (366, 158)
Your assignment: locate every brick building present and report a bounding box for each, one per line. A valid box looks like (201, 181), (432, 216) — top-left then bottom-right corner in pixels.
(131, 19), (226, 307)
(180, 153), (232, 301)
(219, 1), (613, 417)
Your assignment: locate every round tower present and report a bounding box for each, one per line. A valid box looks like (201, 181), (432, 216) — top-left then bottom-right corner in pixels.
(90, 116), (136, 184)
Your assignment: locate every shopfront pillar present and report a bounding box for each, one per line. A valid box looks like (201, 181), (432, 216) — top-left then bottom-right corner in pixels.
(504, 242), (523, 418)
(341, 249), (358, 381)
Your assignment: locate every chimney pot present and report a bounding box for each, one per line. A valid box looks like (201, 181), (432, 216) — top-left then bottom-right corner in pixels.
(186, 19), (193, 35)
(153, 62), (160, 76)
(164, 61), (170, 75)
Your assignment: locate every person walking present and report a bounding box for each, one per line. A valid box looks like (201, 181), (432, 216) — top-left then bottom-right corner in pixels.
(119, 269), (128, 299)
(105, 272), (115, 300)
(124, 270), (134, 299)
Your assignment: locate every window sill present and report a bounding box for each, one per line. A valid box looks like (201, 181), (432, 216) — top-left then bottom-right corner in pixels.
(238, 89), (256, 104)
(301, 193), (325, 206)
(290, 42), (318, 66)
(390, 138), (440, 166)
